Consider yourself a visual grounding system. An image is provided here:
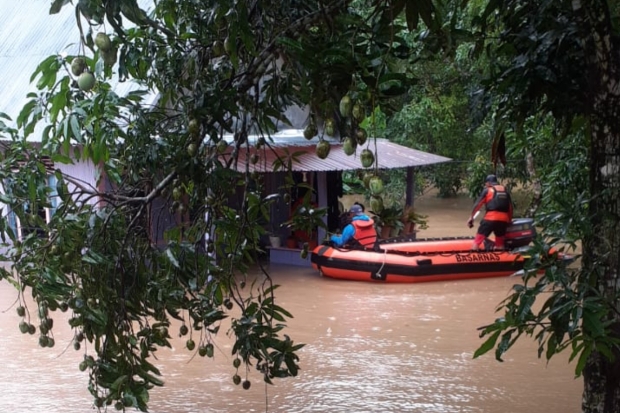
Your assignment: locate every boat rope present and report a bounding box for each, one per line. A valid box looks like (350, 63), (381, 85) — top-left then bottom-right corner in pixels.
(332, 245), (509, 258)
(376, 247), (389, 277)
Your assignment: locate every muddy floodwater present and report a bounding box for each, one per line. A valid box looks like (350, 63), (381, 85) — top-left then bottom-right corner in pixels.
(0, 191), (583, 412)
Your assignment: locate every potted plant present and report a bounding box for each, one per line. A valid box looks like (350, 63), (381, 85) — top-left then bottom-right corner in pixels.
(284, 200), (327, 250)
(269, 232), (282, 248)
(285, 235), (298, 249)
(371, 203), (405, 239)
(401, 205), (428, 234)
(265, 193), (284, 247)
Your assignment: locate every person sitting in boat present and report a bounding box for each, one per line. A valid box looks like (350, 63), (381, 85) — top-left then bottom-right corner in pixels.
(467, 174), (513, 250)
(330, 204), (377, 249)
(338, 201), (365, 230)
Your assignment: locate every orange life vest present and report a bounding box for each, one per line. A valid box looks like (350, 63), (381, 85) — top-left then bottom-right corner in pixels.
(484, 185), (512, 222)
(351, 219), (378, 248)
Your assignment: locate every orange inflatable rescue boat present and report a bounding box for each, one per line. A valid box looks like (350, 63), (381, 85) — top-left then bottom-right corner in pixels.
(310, 218), (571, 283)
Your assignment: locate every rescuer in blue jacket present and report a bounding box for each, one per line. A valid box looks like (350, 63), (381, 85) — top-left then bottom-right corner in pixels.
(330, 204), (378, 249)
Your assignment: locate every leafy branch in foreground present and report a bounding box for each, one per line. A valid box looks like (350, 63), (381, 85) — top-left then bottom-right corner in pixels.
(1, 0), (441, 410)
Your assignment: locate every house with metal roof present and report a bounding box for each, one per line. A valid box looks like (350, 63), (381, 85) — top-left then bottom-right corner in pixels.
(215, 129), (451, 266)
(0, 1), (452, 264)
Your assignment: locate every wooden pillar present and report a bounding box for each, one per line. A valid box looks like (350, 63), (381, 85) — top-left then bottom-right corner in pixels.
(405, 167), (416, 207)
(316, 171), (328, 242)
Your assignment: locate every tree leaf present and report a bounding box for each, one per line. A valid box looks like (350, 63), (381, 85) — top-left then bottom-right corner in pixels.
(405, 0), (419, 31)
(574, 342), (592, 377)
(49, 0), (71, 14)
(473, 330), (500, 359)
(165, 248), (180, 268)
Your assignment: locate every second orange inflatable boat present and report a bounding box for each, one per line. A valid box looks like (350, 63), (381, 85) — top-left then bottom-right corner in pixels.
(310, 218), (570, 283)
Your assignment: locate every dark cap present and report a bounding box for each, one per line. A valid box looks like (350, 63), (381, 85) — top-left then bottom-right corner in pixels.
(349, 204), (364, 215)
(485, 174), (498, 184)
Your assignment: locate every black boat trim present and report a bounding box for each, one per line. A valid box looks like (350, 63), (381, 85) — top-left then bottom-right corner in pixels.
(310, 252), (524, 278)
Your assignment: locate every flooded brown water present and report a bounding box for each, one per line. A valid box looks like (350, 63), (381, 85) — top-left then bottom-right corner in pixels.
(0, 192), (583, 412)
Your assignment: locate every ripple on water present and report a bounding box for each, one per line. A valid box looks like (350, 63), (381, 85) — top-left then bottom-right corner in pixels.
(284, 335), (491, 413)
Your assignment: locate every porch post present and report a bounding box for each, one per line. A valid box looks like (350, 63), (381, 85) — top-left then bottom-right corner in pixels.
(316, 171), (328, 242)
(405, 167), (416, 207)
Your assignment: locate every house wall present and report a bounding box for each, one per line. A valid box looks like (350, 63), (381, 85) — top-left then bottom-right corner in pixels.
(0, 156), (100, 255)
(266, 170), (347, 267)
(57, 158), (101, 204)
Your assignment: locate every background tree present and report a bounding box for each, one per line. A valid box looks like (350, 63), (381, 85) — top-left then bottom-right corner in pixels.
(386, 1), (488, 196)
(470, 1), (620, 412)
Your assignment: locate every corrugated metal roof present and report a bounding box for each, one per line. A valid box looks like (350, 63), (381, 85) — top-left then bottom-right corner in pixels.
(0, 0), (155, 140)
(0, 3), (451, 173)
(220, 130), (451, 172)
(0, 1), (76, 118)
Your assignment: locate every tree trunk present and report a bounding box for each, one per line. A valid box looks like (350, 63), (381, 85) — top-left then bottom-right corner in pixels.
(582, 325), (620, 413)
(575, 1), (620, 412)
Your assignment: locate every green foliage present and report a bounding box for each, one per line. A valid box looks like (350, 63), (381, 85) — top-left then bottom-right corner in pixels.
(473, 0), (588, 125)
(380, 168), (427, 201)
(402, 205), (429, 230)
(342, 168), (425, 205)
(7, 0), (619, 409)
(370, 202), (404, 231)
(342, 171), (366, 195)
(2, 1), (458, 410)
(473, 114), (596, 372)
(464, 154), (495, 198)
(386, 57), (487, 197)
(284, 195), (328, 238)
(471, 2), (620, 395)
(473, 236), (620, 380)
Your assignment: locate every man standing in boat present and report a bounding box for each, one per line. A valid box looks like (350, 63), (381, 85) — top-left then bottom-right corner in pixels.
(330, 204), (378, 249)
(467, 174), (514, 250)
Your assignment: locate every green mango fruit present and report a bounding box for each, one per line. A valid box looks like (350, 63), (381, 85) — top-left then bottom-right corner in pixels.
(360, 149), (375, 168)
(342, 137), (356, 156)
(95, 32), (112, 52)
(77, 72), (96, 91)
(101, 48), (117, 66)
(370, 196), (384, 214)
(356, 128), (368, 145)
(71, 57), (87, 76)
(369, 176), (384, 195)
(304, 122), (318, 140)
(325, 118), (335, 136)
(217, 139), (228, 154)
(352, 104), (364, 121)
(339, 95), (352, 117)
(316, 140), (331, 159)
